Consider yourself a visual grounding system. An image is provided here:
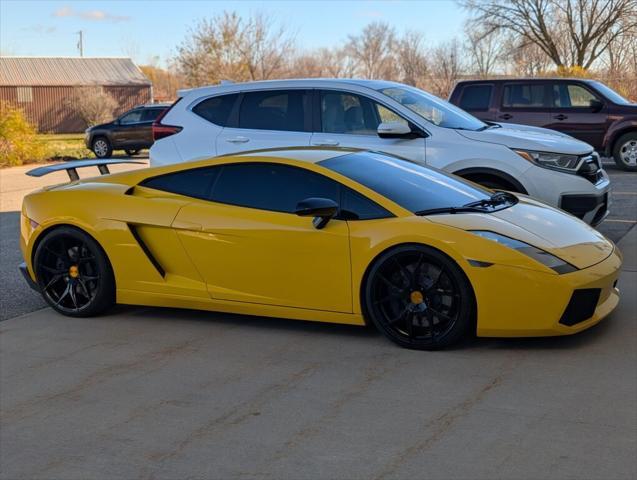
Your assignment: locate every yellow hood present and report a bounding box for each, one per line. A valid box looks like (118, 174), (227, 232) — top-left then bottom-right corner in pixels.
(427, 196), (614, 270)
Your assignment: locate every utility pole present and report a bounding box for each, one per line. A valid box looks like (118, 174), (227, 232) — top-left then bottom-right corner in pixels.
(76, 30), (84, 57)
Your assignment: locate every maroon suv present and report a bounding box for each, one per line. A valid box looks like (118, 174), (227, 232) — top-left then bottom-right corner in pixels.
(449, 78), (637, 171)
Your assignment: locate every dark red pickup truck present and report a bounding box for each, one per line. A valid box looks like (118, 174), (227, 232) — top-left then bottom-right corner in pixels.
(449, 79), (637, 171)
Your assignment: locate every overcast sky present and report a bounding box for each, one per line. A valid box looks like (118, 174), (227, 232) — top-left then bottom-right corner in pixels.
(1, 1), (468, 66)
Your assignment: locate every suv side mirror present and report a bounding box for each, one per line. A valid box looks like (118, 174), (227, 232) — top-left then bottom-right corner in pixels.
(590, 99), (604, 112)
(377, 121), (414, 139)
(295, 197), (338, 230)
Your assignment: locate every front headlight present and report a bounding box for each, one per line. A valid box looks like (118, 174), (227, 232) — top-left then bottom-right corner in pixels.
(470, 230), (577, 274)
(513, 149), (582, 172)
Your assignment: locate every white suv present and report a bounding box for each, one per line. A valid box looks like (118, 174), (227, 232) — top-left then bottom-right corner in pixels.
(151, 79), (610, 225)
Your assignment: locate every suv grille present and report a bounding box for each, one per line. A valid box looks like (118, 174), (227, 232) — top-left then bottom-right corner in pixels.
(577, 154), (604, 184)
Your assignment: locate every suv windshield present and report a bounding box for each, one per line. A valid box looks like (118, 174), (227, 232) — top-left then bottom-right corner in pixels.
(590, 81), (634, 105)
(320, 152), (515, 215)
(379, 85), (488, 131)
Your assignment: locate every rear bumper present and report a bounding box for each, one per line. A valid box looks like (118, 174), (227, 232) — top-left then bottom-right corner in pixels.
(19, 262), (40, 292)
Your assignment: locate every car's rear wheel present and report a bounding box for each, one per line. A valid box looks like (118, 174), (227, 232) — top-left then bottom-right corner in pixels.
(92, 137), (112, 158)
(33, 227), (115, 317)
(613, 132), (637, 171)
(125, 149), (140, 156)
(363, 245), (474, 350)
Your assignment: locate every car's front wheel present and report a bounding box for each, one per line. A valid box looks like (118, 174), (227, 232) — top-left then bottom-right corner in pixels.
(91, 136), (112, 158)
(613, 132), (637, 171)
(363, 245), (475, 350)
(33, 226), (115, 317)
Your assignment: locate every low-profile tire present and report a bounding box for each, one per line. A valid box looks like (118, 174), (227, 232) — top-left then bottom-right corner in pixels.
(33, 226), (115, 317)
(612, 132), (637, 171)
(125, 149), (140, 156)
(91, 136), (112, 158)
(363, 244), (475, 350)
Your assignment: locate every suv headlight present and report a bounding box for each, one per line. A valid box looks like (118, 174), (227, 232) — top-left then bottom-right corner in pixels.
(470, 230), (577, 274)
(513, 149), (582, 172)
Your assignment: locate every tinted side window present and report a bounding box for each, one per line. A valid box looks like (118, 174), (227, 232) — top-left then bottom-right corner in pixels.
(239, 90), (309, 132)
(502, 84), (546, 108)
(142, 108), (165, 122)
(120, 110), (143, 124)
(321, 91), (380, 135)
(459, 85), (492, 111)
(212, 163), (339, 213)
(140, 167), (220, 200)
(553, 84), (599, 108)
(341, 188), (392, 220)
(193, 94), (239, 126)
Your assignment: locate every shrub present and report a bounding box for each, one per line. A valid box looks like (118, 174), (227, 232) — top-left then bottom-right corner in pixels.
(69, 87), (118, 127)
(0, 102), (47, 167)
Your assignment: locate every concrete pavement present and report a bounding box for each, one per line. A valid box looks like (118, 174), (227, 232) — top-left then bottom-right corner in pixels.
(1, 226), (635, 479)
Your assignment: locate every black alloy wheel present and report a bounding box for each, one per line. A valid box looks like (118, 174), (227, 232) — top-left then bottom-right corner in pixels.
(33, 227), (115, 317)
(364, 245), (474, 350)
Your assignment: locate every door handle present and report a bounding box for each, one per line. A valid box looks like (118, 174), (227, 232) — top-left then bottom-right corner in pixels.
(312, 140), (340, 147)
(554, 114), (568, 120)
(226, 136), (250, 144)
(498, 113), (512, 120)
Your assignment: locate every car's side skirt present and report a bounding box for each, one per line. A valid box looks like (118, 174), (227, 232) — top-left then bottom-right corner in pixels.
(116, 289), (367, 326)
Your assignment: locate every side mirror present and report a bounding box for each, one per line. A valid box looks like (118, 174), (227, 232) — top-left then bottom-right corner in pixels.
(590, 99), (604, 112)
(295, 197), (338, 230)
(377, 121), (412, 139)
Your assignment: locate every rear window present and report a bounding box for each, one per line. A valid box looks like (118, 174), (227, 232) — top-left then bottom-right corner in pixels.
(502, 84), (546, 108)
(140, 167), (220, 200)
(192, 94), (239, 126)
(459, 85), (492, 111)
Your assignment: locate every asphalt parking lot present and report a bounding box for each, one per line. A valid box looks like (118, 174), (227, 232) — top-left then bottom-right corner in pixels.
(0, 159), (636, 479)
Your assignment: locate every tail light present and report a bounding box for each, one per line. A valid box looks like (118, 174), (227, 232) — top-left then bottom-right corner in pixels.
(152, 98), (183, 141)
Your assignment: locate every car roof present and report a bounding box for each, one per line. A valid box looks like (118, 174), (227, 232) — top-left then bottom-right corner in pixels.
(178, 78), (405, 98)
(455, 78), (597, 84)
(222, 146), (363, 164)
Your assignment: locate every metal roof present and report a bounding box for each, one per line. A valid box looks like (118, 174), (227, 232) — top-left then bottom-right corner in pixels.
(0, 57), (151, 87)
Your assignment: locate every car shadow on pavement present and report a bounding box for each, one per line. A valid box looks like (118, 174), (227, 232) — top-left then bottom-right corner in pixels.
(102, 302), (617, 352)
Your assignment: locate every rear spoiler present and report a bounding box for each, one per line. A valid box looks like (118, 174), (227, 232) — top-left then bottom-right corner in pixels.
(26, 159), (146, 182)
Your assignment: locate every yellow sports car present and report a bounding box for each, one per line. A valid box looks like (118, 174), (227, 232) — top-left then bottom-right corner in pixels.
(19, 148), (621, 350)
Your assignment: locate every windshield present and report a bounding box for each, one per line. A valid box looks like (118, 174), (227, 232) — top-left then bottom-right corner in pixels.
(379, 85), (488, 131)
(591, 81), (634, 105)
(319, 152), (500, 214)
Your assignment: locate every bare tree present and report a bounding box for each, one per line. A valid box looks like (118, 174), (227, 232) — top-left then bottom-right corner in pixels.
(69, 87), (117, 127)
(505, 38), (554, 75)
(174, 12), (294, 86)
(465, 25), (506, 77)
(396, 31), (428, 87)
(428, 39), (465, 98)
(461, 0), (637, 70)
(346, 22), (397, 79)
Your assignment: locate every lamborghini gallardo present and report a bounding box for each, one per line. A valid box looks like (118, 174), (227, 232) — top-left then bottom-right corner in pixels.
(19, 149), (622, 349)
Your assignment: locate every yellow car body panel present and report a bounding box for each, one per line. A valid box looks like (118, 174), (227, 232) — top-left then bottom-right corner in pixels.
(20, 151), (622, 337)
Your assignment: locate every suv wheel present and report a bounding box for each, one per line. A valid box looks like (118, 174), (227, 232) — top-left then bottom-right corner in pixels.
(125, 149), (140, 156)
(92, 137), (112, 158)
(613, 132), (637, 171)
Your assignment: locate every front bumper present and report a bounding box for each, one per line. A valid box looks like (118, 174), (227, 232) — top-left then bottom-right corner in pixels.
(560, 191), (610, 226)
(19, 262), (40, 292)
(474, 246), (622, 337)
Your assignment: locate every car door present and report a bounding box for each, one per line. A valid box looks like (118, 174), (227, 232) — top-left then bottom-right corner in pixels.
(498, 82), (551, 126)
(456, 84), (496, 121)
(215, 89), (313, 155)
(547, 81), (608, 148)
(311, 90), (426, 164)
(171, 162), (352, 313)
(112, 109), (144, 147)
